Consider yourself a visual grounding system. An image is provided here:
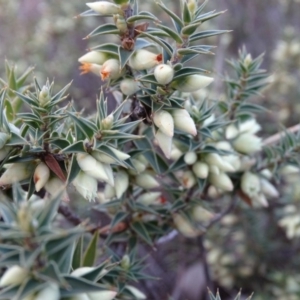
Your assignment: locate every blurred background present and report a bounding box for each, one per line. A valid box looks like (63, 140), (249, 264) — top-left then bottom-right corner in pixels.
(1, 0), (300, 299)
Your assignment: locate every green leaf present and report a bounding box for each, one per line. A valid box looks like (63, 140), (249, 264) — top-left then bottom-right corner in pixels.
(157, 24), (183, 44)
(83, 231), (99, 267)
(110, 211), (129, 229)
(182, 1), (192, 24)
(86, 24), (119, 38)
(14, 91), (38, 107)
(67, 154), (81, 184)
(130, 221), (153, 246)
(61, 141), (86, 154)
(173, 67), (209, 80)
(72, 236), (83, 270)
(67, 112), (97, 139)
(91, 43), (120, 55)
(119, 47), (134, 69)
(127, 12), (158, 23)
(189, 30), (231, 43)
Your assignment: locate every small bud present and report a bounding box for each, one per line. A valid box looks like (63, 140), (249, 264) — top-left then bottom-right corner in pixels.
(121, 254), (130, 269)
(44, 177), (68, 201)
(225, 124), (239, 139)
(34, 162), (50, 192)
(155, 129), (172, 159)
(173, 213), (200, 238)
(233, 133), (262, 154)
(136, 173), (160, 189)
(0, 265), (28, 287)
(187, 0), (197, 15)
(35, 283), (60, 300)
(154, 64), (174, 85)
(78, 51), (109, 65)
(181, 170), (196, 188)
(260, 178), (279, 198)
(17, 202), (34, 232)
(115, 170), (129, 198)
(136, 192), (162, 205)
(184, 151), (197, 165)
(153, 110), (174, 137)
(192, 161), (209, 179)
(129, 49), (162, 70)
(0, 163), (33, 186)
(38, 86), (51, 107)
(172, 109), (197, 136)
(241, 172), (261, 198)
(209, 172), (234, 192)
(170, 146), (183, 160)
(192, 205), (214, 223)
(86, 1), (121, 15)
(125, 285), (146, 300)
(73, 171), (98, 201)
(204, 153), (235, 172)
(239, 118), (261, 134)
(280, 164), (300, 175)
(120, 78), (139, 95)
(0, 132), (10, 149)
(115, 14), (127, 33)
(77, 153), (109, 182)
(100, 59), (121, 80)
(172, 74), (214, 92)
(243, 53), (252, 68)
(207, 185), (221, 198)
(88, 291), (118, 300)
(79, 63), (102, 76)
(260, 168), (273, 179)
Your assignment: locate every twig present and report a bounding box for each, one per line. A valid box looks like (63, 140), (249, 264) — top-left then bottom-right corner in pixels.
(263, 123), (300, 146)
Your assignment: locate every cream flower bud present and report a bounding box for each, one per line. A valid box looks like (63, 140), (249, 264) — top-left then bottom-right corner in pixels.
(100, 59), (121, 80)
(136, 192), (161, 206)
(173, 214), (200, 238)
(35, 283), (60, 300)
(280, 165), (300, 175)
(209, 165), (220, 175)
(0, 265), (28, 287)
(181, 170), (196, 188)
(260, 178), (279, 198)
(153, 110), (174, 137)
(239, 119), (261, 134)
(130, 158), (147, 174)
(136, 173), (159, 189)
(225, 124), (239, 139)
(86, 1), (121, 15)
(115, 170), (129, 198)
(77, 153), (109, 182)
(0, 163), (33, 186)
(78, 51), (109, 65)
(102, 114), (114, 130)
(241, 172), (261, 198)
(0, 146), (11, 161)
(129, 49), (162, 70)
(103, 184), (116, 199)
(172, 74), (214, 92)
(0, 132), (10, 149)
(204, 153), (235, 172)
(39, 86), (51, 107)
(73, 171), (98, 201)
(209, 172), (234, 191)
(192, 161), (209, 179)
(79, 63), (102, 76)
(244, 53), (252, 67)
(115, 14), (127, 33)
(172, 109), (197, 136)
(88, 291), (117, 300)
(120, 78), (139, 96)
(187, 0), (197, 15)
(155, 129), (172, 159)
(233, 133), (262, 154)
(170, 146), (183, 160)
(34, 162), (50, 192)
(192, 206), (214, 223)
(154, 64), (174, 85)
(44, 177), (68, 201)
(184, 152), (197, 165)
(207, 185), (221, 198)
(125, 285), (146, 300)
(71, 267), (95, 277)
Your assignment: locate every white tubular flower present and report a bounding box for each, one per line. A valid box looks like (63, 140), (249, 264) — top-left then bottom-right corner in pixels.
(136, 173), (159, 189)
(78, 51), (109, 65)
(233, 133), (262, 154)
(172, 74), (214, 92)
(35, 283), (60, 300)
(192, 161), (209, 179)
(0, 163), (33, 186)
(38, 86), (51, 107)
(153, 110), (174, 137)
(73, 171), (98, 202)
(239, 119), (261, 134)
(184, 152), (197, 165)
(102, 163), (114, 186)
(79, 63), (102, 76)
(115, 170), (129, 198)
(86, 1), (121, 15)
(120, 78), (139, 96)
(225, 124), (239, 139)
(136, 192), (162, 206)
(173, 214), (200, 238)
(241, 172), (261, 198)
(88, 291), (117, 300)
(260, 178), (279, 198)
(171, 109), (197, 136)
(209, 172), (234, 192)
(44, 177), (68, 201)
(125, 285), (146, 300)
(204, 153), (235, 172)
(155, 129), (172, 159)
(129, 49), (162, 70)
(100, 59), (121, 80)
(34, 162), (50, 192)
(181, 170), (197, 188)
(154, 64), (174, 85)
(0, 146), (11, 161)
(77, 153), (109, 182)
(0, 265), (28, 287)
